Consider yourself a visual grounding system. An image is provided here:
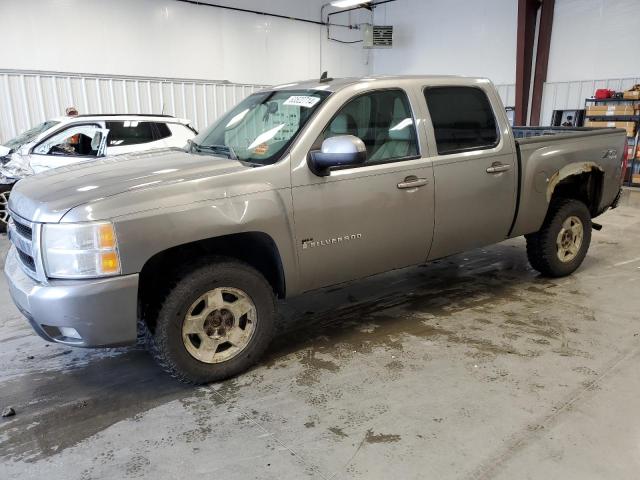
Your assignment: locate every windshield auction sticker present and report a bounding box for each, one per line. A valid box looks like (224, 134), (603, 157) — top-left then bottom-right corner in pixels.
(283, 96), (321, 108)
(253, 143), (269, 155)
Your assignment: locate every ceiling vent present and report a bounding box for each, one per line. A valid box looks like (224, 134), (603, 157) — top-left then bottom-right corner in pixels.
(363, 25), (393, 49)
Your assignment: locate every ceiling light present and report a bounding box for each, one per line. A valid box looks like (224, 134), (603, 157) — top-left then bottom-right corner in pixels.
(330, 0), (371, 8)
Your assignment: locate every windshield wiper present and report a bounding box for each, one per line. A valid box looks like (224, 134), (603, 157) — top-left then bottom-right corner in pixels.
(188, 141), (263, 167)
(190, 141), (238, 160)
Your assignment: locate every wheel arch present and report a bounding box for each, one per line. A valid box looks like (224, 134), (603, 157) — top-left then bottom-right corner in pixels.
(138, 231), (286, 330)
(546, 162), (604, 216)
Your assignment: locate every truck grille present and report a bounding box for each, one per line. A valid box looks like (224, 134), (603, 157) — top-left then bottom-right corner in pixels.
(16, 248), (36, 270)
(8, 215), (37, 276)
(13, 219), (33, 240)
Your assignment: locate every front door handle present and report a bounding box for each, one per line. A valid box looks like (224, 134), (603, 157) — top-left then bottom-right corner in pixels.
(486, 162), (512, 174)
(397, 177), (428, 189)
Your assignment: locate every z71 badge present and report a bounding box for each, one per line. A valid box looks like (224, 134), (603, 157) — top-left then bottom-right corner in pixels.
(302, 234), (362, 250)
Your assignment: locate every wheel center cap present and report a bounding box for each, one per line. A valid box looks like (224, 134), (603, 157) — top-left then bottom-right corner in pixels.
(203, 309), (234, 337)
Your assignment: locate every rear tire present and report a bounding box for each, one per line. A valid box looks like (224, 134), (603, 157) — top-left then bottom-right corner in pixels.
(146, 258), (276, 384)
(526, 198), (592, 277)
(0, 184), (11, 234)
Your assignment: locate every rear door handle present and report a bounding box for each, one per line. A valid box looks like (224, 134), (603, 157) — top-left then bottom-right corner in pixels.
(486, 162), (512, 174)
(397, 177), (428, 189)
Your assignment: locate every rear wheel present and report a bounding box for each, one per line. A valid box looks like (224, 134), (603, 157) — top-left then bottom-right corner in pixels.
(526, 198), (592, 277)
(0, 185), (11, 233)
(146, 259), (276, 384)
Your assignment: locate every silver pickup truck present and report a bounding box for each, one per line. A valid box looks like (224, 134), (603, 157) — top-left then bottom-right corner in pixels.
(4, 76), (626, 383)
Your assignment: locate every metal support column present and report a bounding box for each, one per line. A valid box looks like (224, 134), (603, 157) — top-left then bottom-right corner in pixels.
(515, 0), (539, 126)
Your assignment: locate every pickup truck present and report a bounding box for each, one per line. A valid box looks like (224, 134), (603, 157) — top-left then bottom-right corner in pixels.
(4, 76), (626, 384)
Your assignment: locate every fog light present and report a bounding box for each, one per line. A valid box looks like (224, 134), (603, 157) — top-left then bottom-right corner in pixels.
(59, 327), (82, 340)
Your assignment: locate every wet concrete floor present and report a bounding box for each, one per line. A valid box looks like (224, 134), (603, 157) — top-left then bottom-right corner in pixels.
(1, 190), (639, 479)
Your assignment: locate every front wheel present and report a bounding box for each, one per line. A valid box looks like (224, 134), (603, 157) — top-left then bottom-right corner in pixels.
(0, 184), (11, 233)
(526, 198), (592, 277)
(146, 259), (276, 384)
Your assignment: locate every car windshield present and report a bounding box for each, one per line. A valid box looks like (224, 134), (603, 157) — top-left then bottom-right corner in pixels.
(191, 89), (331, 165)
(3, 120), (60, 151)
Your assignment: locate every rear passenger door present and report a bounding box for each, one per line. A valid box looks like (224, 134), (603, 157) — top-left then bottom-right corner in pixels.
(105, 121), (164, 155)
(423, 85), (517, 260)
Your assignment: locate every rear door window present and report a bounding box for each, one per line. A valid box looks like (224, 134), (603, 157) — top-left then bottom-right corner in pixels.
(424, 86), (499, 155)
(154, 122), (172, 140)
(105, 121), (155, 146)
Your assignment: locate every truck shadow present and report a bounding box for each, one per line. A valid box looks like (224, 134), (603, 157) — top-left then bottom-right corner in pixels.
(268, 240), (542, 361)
(1, 240), (552, 462)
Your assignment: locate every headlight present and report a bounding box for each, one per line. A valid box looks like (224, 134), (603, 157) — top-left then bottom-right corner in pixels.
(42, 222), (121, 279)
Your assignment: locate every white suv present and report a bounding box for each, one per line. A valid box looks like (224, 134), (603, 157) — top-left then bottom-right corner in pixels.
(0, 114), (197, 230)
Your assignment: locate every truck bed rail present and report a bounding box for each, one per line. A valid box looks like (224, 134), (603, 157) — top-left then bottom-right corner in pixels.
(512, 126), (625, 145)
(512, 126), (604, 138)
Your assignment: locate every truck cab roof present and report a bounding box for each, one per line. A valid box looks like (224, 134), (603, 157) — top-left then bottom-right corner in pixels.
(267, 75), (492, 93)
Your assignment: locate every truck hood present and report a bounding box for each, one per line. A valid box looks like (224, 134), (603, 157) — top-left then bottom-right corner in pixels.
(9, 149), (251, 223)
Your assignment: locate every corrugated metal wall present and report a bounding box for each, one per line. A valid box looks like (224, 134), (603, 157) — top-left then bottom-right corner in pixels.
(491, 78), (640, 126)
(2, 71), (638, 142)
(494, 84), (516, 109)
(541, 77), (640, 126)
(0, 69), (267, 143)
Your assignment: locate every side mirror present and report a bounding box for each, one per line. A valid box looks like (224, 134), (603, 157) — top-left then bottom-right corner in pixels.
(308, 135), (366, 176)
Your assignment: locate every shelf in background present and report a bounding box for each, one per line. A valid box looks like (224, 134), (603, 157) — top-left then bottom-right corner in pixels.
(585, 115), (640, 121)
(585, 97), (640, 103)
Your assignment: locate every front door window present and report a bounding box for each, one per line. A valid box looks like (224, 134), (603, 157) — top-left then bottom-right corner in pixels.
(315, 89), (419, 165)
(33, 125), (107, 157)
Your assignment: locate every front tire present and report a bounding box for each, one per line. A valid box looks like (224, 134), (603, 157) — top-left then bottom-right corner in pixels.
(526, 198), (592, 277)
(146, 259), (276, 384)
(0, 184), (11, 233)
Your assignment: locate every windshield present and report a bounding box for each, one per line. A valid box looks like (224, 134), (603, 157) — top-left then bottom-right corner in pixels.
(3, 120), (60, 151)
(191, 89), (331, 165)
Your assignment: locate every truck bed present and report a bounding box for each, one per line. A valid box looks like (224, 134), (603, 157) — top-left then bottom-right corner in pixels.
(509, 125), (626, 238)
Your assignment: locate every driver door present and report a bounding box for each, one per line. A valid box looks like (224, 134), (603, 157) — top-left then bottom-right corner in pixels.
(28, 124), (107, 174)
(291, 88), (435, 292)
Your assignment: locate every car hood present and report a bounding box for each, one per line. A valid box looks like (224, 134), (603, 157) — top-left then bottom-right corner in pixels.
(8, 149), (253, 223)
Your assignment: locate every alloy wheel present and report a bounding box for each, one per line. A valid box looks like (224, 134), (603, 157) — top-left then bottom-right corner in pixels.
(556, 215), (583, 263)
(0, 190), (9, 227)
(182, 287), (257, 364)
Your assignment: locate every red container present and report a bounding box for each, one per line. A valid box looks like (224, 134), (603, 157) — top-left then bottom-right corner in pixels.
(595, 89), (614, 99)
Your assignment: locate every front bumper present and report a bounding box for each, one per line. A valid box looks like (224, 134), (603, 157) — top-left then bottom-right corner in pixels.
(4, 246), (139, 347)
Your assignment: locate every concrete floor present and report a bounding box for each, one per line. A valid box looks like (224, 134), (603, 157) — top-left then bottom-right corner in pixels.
(1, 191), (639, 480)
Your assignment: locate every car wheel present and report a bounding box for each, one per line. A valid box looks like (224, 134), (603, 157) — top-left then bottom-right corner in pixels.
(146, 258), (276, 384)
(525, 198), (592, 277)
(0, 185), (11, 233)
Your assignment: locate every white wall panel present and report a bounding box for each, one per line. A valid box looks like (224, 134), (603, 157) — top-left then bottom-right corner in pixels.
(547, 0), (640, 83)
(495, 84), (516, 108)
(0, 0), (370, 85)
(371, 0), (518, 85)
(0, 70), (266, 143)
